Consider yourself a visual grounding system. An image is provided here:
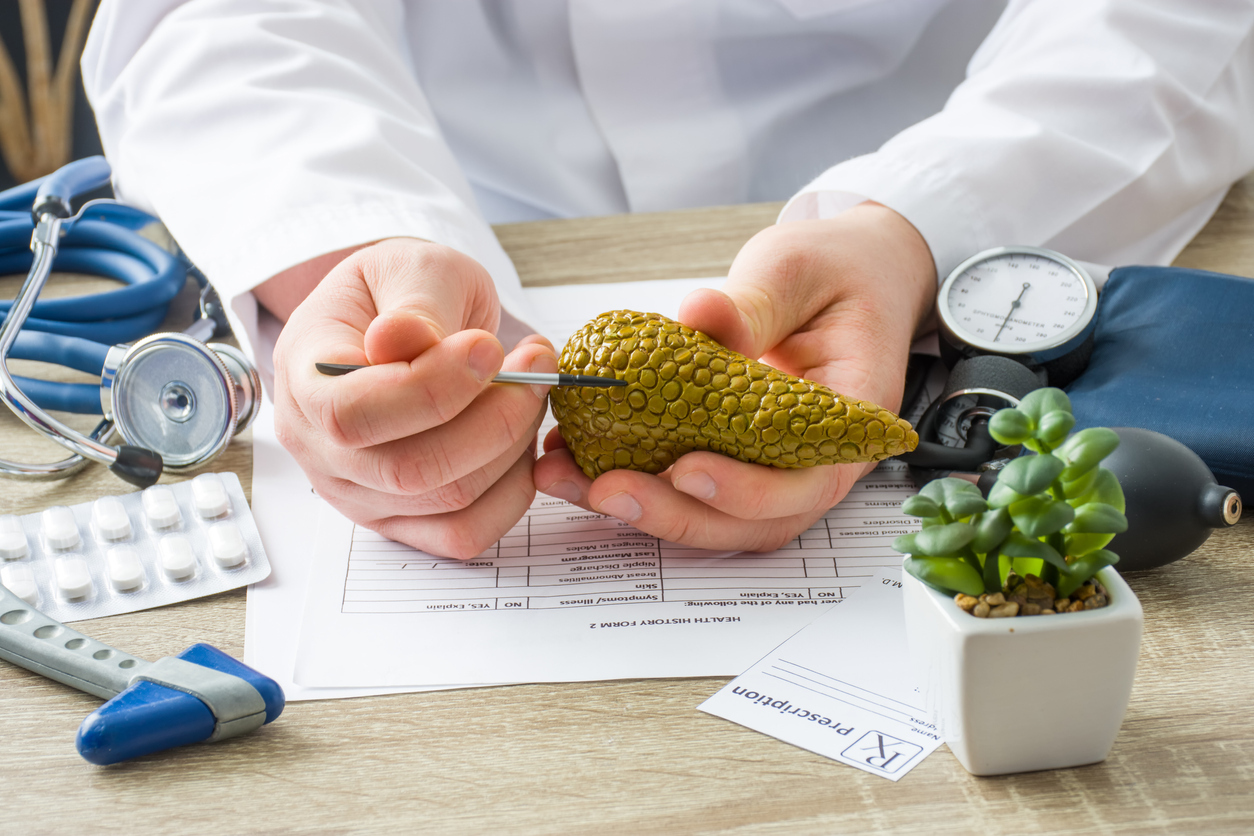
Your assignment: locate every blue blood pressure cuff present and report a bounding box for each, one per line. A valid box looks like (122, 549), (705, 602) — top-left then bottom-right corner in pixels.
(1066, 265), (1254, 498)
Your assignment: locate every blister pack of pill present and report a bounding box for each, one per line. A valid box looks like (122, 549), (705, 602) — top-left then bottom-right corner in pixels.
(0, 472), (270, 623)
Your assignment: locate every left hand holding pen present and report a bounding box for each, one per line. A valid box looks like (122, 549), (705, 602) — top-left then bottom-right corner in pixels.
(534, 202), (937, 551)
(267, 238), (558, 560)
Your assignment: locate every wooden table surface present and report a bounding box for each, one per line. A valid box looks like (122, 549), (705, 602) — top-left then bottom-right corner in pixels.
(3, 180), (1253, 835)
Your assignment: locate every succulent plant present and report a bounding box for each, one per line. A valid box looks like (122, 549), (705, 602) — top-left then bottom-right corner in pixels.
(893, 387), (1127, 600)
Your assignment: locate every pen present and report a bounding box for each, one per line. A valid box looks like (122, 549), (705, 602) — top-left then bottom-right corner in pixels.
(314, 362), (626, 387)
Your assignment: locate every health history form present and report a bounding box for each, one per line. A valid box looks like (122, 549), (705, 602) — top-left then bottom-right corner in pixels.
(297, 461), (917, 688)
(338, 465), (912, 615)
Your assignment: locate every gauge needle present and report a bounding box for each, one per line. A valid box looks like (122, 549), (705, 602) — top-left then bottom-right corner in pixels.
(993, 282), (1030, 343)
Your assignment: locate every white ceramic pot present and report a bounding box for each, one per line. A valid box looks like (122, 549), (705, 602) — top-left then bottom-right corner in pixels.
(903, 567), (1142, 776)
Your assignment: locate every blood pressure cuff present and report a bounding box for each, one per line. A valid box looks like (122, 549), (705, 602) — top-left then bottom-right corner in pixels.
(1066, 265), (1254, 498)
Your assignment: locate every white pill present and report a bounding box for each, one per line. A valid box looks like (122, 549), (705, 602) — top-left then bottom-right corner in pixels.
(107, 545), (145, 592)
(92, 496), (132, 541)
(54, 556), (94, 600)
(1, 563), (38, 605)
(159, 534), (197, 581)
(191, 473), (230, 519)
(0, 515), (29, 560)
(142, 485), (182, 530)
(207, 521), (247, 568)
(41, 506), (81, 551)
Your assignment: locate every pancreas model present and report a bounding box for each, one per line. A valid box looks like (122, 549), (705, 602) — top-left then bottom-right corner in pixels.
(552, 310), (918, 479)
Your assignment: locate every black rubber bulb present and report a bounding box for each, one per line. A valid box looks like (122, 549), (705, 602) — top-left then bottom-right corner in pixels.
(1102, 427), (1242, 572)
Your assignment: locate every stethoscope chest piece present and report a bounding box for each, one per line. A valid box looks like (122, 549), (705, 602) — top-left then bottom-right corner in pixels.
(101, 334), (259, 472)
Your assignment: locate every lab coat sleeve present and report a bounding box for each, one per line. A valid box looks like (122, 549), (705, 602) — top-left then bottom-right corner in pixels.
(780, 0), (1254, 282)
(80, 0), (539, 376)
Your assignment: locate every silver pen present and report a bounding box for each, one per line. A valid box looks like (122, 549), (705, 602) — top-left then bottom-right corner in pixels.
(314, 362), (626, 387)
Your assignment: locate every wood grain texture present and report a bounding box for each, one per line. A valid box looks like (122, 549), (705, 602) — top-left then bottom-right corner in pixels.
(2, 176), (1252, 834)
(495, 201), (783, 286)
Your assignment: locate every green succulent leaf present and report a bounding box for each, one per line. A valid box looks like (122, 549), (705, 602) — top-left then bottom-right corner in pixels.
(983, 549), (1004, 590)
(903, 556), (985, 597)
(1069, 467), (1126, 513)
(918, 478), (988, 518)
(1000, 531), (1068, 571)
(1017, 388), (1072, 423)
(949, 493), (989, 520)
(892, 532), (919, 555)
(1008, 495), (1076, 538)
(914, 522), (976, 556)
(917, 478), (955, 504)
(1061, 465), (1101, 499)
(987, 479), (1027, 509)
(998, 454), (1065, 496)
(1067, 502), (1129, 535)
(971, 507), (1013, 554)
(1064, 531), (1117, 560)
(1036, 410), (1076, 447)
(1058, 427), (1121, 481)
(988, 408), (1033, 446)
(901, 495), (941, 519)
(1055, 549), (1120, 597)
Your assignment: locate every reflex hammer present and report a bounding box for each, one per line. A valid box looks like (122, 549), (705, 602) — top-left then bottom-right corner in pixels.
(0, 582), (283, 764)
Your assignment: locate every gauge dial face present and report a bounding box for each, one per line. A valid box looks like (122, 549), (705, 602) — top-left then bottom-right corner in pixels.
(939, 248), (1097, 355)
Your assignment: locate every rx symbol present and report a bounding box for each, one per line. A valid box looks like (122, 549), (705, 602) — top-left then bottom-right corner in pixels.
(843, 731), (923, 774)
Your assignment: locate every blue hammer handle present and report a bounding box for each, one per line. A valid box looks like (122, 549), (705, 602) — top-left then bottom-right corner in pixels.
(0, 582), (283, 764)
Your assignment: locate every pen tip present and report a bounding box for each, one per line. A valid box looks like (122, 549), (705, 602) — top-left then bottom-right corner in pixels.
(316, 363), (365, 376)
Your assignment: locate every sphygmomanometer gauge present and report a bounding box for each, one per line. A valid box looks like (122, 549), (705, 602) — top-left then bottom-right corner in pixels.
(899, 246), (1101, 477)
(936, 245), (1099, 384)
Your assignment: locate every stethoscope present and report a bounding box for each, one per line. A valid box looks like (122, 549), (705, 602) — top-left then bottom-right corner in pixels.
(0, 157), (260, 488)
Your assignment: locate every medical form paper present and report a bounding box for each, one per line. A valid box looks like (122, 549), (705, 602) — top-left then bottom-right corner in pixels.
(699, 568), (942, 781)
(294, 461), (916, 687)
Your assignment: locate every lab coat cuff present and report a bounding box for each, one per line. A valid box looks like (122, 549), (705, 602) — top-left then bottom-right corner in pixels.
(779, 154), (998, 284)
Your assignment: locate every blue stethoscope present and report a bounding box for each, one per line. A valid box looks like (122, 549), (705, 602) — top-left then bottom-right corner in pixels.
(0, 157), (260, 487)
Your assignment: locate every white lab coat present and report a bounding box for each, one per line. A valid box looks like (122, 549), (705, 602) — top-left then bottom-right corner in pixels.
(81, 0), (1254, 371)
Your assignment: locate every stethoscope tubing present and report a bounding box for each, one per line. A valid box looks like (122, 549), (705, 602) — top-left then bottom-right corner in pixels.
(0, 218), (121, 471)
(0, 195), (188, 414)
(3, 328), (109, 414)
(0, 217), (184, 336)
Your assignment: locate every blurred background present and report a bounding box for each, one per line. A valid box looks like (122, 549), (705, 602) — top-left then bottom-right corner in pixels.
(0, 0), (100, 190)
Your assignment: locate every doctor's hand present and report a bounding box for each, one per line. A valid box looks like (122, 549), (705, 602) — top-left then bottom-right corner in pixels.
(533, 202), (936, 551)
(265, 238), (557, 559)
